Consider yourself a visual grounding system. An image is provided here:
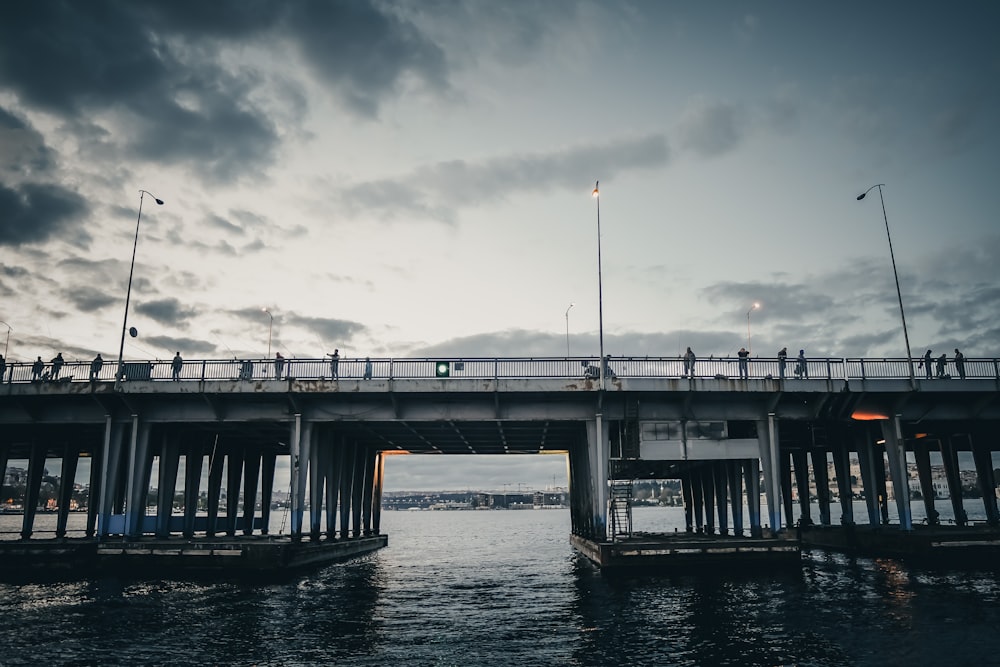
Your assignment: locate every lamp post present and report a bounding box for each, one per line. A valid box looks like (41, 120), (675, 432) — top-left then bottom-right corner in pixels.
(592, 181), (604, 385)
(0, 320), (10, 358)
(857, 184), (914, 382)
(262, 308), (274, 357)
(746, 302), (760, 354)
(564, 302), (575, 357)
(115, 190), (164, 391)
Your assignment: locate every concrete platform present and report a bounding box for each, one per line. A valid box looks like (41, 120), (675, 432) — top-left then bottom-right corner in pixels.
(0, 534), (387, 579)
(800, 524), (1000, 564)
(572, 531), (801, 570)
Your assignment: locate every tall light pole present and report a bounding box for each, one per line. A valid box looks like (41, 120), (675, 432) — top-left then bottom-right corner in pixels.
(262, 308), (274, 357)
(564, 302), (575, 357)
(115, 190), (164, 391)
(746, 302), (760, 354)
(857, 184), (914, 382)
(0, 320), (11, 359)
(592, 181), (604, 385)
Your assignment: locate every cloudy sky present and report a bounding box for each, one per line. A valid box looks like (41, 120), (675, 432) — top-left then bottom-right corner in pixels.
(3, 1), (998, 491)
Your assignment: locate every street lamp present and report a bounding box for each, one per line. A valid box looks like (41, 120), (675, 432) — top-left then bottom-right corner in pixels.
(564, 302), (575, 357)
(857, 184), (914, 382)
(0, 320), (11, 359)
(592, 181), (604, 385)
(746, 302), (760, 354)
(115, 190), (164, 391)
(262, 308), (274, 357)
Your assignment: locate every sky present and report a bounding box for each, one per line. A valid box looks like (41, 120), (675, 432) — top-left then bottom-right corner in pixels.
(2, 1), (999, 491)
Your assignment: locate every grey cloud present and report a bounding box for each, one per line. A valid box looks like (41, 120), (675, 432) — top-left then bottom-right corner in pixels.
(143, 335), (217, 357)
(204, 214), (246, 235)
(0, 182), (90, 246)
(340, 135), (669, 222)
(62, 286), (118, 312)
(286, 314), (369, 346)
(675, 100), (747, 158)
(134, 298), (199, 326)
(0, 105), (54, 176)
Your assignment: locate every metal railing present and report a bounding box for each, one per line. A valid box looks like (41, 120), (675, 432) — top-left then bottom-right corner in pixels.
(1, 356), (997, 385)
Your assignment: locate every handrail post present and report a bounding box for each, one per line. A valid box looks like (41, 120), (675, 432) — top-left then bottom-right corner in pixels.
(389, 358), (394, 380)
(201, 360), (206, 381)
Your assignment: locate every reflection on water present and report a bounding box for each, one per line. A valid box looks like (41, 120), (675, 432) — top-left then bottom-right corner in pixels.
(3, 509), (1000, 665)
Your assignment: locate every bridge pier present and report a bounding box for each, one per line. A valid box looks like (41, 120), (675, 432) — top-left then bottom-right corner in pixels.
(941, 435), (967, 525)
(756, 414), (782, 533)
(881, 416), (912, 530)
(832, 439), (854, 525)
(913, 437), (938, 525)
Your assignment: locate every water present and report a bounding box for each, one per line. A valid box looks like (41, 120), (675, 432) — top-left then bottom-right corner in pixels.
(3, 508), (1000, 666)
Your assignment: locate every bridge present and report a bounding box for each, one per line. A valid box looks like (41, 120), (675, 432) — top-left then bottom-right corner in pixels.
(1, 354), (999, 571)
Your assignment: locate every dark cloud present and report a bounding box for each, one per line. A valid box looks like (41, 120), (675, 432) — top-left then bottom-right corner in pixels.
(0, 105), (54, 176)
(143, 335), (217, 357)
(204, 214), (246, 235)
(0, 182), (90, 246)
(62, 286), (118, 312)
(134, 298), (199, 325)
(286, 314), (369, 346)
(339, 135), (670, 222)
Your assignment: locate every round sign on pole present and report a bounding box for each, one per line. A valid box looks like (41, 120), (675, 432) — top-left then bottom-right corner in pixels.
(129, 327), (138, 338)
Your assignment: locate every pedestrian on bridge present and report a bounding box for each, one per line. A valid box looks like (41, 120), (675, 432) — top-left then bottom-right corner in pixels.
(778, 347), (788, 379)
(684, 347), (696, 378)
(363, 357), (372, 380)
(50, 353), (64, 379)
(936, 353), (947, 378)
(171, 352), (183, 381)
(738, 347), (749, 379)
(795, 350), (808, 379)
(955, 348), (966, 379)
(90, 354), (103, 382)
(329, 349), (340, 379)
(274, 352), (284, 379)
(0, 354), (6, 383)
(918, 349), (933, 379)
(31, 356), (44, 381)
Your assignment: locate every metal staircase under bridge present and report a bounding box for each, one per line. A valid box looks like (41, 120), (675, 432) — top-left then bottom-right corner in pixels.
(608, 399), (641, 540)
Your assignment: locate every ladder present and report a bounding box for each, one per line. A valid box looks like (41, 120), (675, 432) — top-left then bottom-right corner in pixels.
(609, 479), (633, 540)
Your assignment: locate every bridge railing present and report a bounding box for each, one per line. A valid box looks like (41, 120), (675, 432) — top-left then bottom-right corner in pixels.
(2, 356), (998, 384)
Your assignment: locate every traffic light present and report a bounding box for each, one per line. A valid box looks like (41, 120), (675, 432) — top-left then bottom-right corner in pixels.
(435, 361), (450, 377)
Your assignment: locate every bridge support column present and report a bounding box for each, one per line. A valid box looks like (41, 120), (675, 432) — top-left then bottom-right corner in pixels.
(206, 441), (225, 537)
(124, 416), (152, 538)
(744, 459), (762, 537)
(715, 462), (730, 536)
(362, 448), (377, 535)
(324, 434), (342, 539)
(243, 446), (261, 536)
(85, 434), (102, 537)
(881, 416), (912, 530)
(792, 450), (812, 526)
(339, 441), (356, 539)
(690, 471), (704, 533)
(856, 428), (881, 526)
(811, 450), (831, 526)
(585, 416), (609, 541)
(681, 475), (694, 532)
(913, 437), (938, 525)
(183, 441), (204, 538)
(290, 415), (308, 540)
(156, 430), (181, 538)
(309, 425), (325, 541)
(727, 461), (744, 537)
(55, 444), (80, 538)
(971, 433), (999, 526)
(260, 448), (276, 535)
(372, 451), (385, 535)
(832, 439), (854, 525)
(702, 466), (716, 535)
(756, 414), (782, 533)
(351, 444), (366, 538)
(780, 451), (794, 530)
(225, 448), (244, 537)
(941, 436), (967, 526)
(21, 442), (46, 539)
(97, 416), (125, 537)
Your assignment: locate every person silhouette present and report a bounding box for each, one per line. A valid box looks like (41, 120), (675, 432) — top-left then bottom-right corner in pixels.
(90, 354), (104, 382)
(777, 347), (788, 379)
(954, 348), (966, 379)
(329, 349), (340, 379)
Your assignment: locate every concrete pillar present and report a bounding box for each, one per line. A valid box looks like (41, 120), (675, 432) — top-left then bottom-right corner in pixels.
(702, 466), (716, 535)
(324, 434), (341, 538)
(941, 436), (967, 525)
(780, 451), (794, 529)
(125, 417), (152, 538)
(308, 425), (324, 541)
(242, 447), (261, 536)
(351, 444), (366, 538)
(811, 450), (831, 526)
(55, 444), (79, 538)
(206, 441), (226, 537)
(881, 416), (912, 530)
(856, 429), (881, 526)
(85, 433), (102, 538)
(792, 450), (812, 526)
(339, 442), (356, 538)
(832, 441), (854, 525)
(98, 418), (124, 537)
(756, 414), (782, 533)
(913, 438), (938, 525)
(681, 474), (694, 532)
(260, 449), (276, 535)
(744, 459), (762, 537)
(290, 416), (307, 539)
(183, 441), (204, 538)
(156, 431), (181, 538)
(225, 448), (244, 537)
(970, 433), (999, 526)
(724, 462), (740, 536)
(585, 416), (610, 541)
(690, 470), (704, 533)
(372, 451), (385, 534)
(361, 449), (377, 535)
(22, 443), (46, 539)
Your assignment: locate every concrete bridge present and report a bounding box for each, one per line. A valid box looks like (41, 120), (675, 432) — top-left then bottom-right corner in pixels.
(1, 354), (999, 570)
